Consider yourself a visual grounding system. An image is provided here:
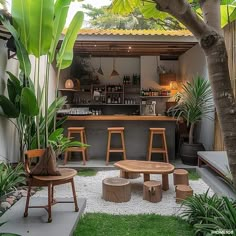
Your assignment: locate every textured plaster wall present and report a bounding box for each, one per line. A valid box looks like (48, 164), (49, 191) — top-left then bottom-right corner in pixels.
(179, 44), (215, 150)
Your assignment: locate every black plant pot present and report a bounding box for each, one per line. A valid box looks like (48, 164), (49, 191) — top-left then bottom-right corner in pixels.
(180, 143), (205, 166)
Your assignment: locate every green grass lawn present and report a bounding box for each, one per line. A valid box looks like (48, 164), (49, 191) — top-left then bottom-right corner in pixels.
(188, 169), (200, 180)
(77, 169), (97, 177)
(74, 213), (194, 236)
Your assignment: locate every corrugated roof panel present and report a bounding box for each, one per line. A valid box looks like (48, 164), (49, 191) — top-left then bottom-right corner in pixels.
(63, 29), (192, 37)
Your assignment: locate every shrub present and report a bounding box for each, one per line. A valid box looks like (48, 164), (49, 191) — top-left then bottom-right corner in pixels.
(194, 197), (236, 235)
(0, 162), (25, 197)
(181, 190), (236, 235)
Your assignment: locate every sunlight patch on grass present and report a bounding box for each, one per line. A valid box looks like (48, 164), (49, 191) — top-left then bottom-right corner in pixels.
(77, 169), (97, 177)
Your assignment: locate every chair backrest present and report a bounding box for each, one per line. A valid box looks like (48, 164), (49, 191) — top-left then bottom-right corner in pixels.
(24, 149), (45, 174)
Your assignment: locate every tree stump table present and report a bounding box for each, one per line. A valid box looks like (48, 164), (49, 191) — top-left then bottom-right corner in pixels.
(143, 180), (162, 203)
(102, 177), (131, 203)
(176, 185), (193, 203)
(114, 160), (175, 191)
(173, 169), (189, 186)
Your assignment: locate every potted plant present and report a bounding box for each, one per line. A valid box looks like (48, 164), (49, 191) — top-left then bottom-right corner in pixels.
(170, 76), (214, 165)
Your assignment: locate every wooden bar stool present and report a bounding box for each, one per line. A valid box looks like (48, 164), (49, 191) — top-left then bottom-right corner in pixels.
(147, 128), (169, 162)
(106, 127), (127, 165)
(64, 127), (88, 165)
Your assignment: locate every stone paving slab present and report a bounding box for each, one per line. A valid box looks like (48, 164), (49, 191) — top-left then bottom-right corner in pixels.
(0, 197), (86, 236)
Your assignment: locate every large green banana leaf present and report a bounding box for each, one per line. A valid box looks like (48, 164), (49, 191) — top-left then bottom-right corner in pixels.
(6, 72), (22, 105)
(49, 0), (72, 63)
(11, 0), (30, 51)
(0, 95), (19, 118)
(111, 0), (140, 15)
(20, 88), (39, 116)
(26, 0), (54, 57)
(0, 17), (31, 77)
(56, 11), (84, 69)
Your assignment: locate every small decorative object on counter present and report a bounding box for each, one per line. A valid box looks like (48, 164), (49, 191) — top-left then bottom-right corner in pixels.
(65, 79), (74, 89)
(75, 79), (80, 90)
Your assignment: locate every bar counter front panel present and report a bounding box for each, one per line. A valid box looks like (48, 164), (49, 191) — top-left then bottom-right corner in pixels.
(63, 115), (177, 161)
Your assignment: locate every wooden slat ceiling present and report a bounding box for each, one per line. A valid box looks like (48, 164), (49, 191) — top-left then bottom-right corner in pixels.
(73, 40), (197, 57)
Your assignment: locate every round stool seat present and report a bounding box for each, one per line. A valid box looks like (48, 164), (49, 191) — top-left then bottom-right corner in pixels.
(150, 128), (166, 132)
(173, 169), (189, 186)
(102, 177), (131, 202)
(108, 127), (125, 131)
(68, 127), (85, 131)
(176, 184), (193, 203)
(143, 180), (162, 203)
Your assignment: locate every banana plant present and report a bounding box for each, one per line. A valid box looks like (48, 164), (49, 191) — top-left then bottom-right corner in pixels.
(4, 0), (84, 150)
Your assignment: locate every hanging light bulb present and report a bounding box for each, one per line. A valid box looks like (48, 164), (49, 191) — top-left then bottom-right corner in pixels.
(97, 57), (104, 76)
(110, 58), (119, 78)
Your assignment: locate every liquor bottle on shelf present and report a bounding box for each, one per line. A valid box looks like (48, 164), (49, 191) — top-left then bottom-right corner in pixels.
(107, 95), (111, 104)
(118, 95), (121, 104)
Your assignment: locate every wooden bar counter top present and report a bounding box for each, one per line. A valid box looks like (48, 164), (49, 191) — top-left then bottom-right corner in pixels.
(65, 115), (176, 121)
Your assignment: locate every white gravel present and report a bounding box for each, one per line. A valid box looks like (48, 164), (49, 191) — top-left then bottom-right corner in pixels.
(34, 170), (213, 216)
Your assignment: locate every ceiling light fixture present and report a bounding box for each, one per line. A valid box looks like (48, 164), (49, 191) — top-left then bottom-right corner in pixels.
(97, 57), (104, 76)
(110, 58), (119, 78)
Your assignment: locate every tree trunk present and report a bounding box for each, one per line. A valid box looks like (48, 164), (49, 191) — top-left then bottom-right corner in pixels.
(189, 123), (195, 145)
(155, 0), (236, 187)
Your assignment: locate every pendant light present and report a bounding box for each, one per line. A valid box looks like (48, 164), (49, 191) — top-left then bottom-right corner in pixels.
(97, 57), (104, 76)
(110, 58), (119, 78)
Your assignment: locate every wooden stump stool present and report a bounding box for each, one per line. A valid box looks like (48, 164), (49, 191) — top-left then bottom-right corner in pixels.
(143, 180), (162, 203)
(173, 169), (189, 186)
(102, 177), (131, 203)
(176, 185), (193, 203)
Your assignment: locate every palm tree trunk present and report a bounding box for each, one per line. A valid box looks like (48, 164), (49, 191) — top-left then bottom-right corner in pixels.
(189, 123), (195, 145)
(155, 0), (236, 187)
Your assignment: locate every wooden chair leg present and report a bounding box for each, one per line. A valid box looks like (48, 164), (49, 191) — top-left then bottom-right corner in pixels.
(48, 183), (52, 223)
(51, 185), (54, 203)
(68, 131), (72, 161)
(83, 131), (89, 161)
(163, 132), (169, 163)
(64, 151), (68, 165)
(106, 132), (111, 165)
(147, 131), (153, 161)
(24, 181), (32, 217)
(121, 132), (127, 160)
(71, 179), (79, 212)
(82, 150), (86, 165)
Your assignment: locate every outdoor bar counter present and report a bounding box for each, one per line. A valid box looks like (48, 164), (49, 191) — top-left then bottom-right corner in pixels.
(62, 115), (177, 161)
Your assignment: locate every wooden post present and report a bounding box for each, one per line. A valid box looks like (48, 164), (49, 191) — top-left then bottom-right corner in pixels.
(120, 170), (140, 179)
(143, 174), (150, 182)
(162, 174), (169, 191)
(102, 177), (131, 203)
(143, 180), (162, 203)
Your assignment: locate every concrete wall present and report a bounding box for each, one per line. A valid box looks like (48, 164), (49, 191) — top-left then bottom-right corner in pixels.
(179, 44), (214, 150)
(0, 39), (20, 162)
(0, 40), (57, 162)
